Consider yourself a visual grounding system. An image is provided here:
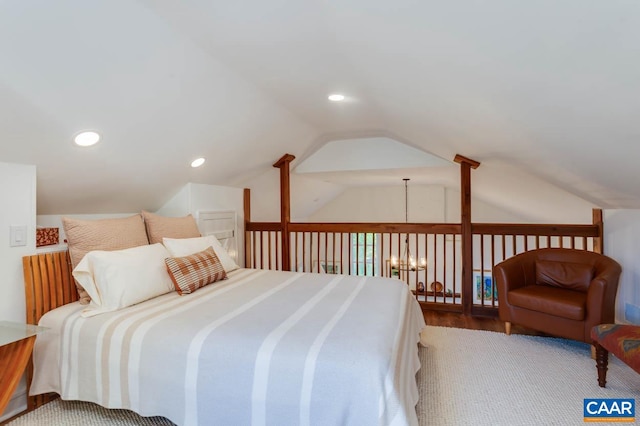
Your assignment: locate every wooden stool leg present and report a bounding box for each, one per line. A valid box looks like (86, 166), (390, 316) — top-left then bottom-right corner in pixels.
(594, 342), (609, 388)
(505, 322), (511, 335)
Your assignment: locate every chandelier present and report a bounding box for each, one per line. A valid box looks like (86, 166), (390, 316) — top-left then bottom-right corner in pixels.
(390, 178), (426, 272)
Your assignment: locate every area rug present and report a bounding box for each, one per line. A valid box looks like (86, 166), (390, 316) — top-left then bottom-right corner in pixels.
(416, 326), (640, 425)
(7, 326), (640, 425)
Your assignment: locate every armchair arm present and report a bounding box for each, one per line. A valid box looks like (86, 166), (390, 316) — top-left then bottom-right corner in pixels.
(586, 266), (622, 327)
(493, 256), (529, 301)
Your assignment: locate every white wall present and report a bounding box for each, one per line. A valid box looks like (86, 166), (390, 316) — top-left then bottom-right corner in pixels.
(0, 162), (36, 422)
(308, 185), (445, 222)
(0, 162), (36, 322)
(157, 183), (245, 266)
(604, 209), (640, 324)
(308, 185), (528, 223)
(243, 169), (344, 222)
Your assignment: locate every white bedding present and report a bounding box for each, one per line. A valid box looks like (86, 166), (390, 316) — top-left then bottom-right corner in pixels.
(31, 268), (426, 426)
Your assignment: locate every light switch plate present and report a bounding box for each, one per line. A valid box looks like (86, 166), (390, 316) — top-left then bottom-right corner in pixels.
(10, 225), (27, 247)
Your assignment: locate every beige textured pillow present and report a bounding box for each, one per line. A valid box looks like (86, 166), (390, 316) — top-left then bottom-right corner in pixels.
(141, 211), (201, 244)
(165, 247), (227, 295)
(62, 215), (150, 304)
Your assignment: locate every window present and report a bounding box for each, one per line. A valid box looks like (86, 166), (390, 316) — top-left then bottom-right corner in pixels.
(351, 233), (378, 276)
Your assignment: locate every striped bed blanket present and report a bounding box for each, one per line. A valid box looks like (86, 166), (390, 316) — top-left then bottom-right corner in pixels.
(31, 268), (426, 425)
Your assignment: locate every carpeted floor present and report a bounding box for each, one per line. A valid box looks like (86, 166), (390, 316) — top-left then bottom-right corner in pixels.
(416, 326), (640, 425)
(7, 326), (640, 425)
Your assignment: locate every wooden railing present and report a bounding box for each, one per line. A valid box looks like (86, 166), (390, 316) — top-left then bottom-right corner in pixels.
(468, 221), (600, 315)
(245, 219), (601, 315)
(244, 154), (603, 316)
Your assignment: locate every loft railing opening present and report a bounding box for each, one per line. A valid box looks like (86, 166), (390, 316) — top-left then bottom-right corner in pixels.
(243, 154), (602, 316)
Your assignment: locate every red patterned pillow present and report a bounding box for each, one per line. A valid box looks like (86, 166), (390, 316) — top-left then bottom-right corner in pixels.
(165, 247), (227, 295)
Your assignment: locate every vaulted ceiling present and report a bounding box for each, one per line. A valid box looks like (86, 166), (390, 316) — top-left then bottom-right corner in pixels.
(1, 1), (638, 216)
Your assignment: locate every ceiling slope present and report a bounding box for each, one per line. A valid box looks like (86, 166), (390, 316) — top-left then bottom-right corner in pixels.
(0, 1), (638, 216)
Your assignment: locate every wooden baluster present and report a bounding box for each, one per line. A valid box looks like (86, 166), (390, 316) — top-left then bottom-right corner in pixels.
(443, 234), (448, 304)
(432, 233), (437, 300)
(348, 233), (352, 275)
(354, 233), (358, 276)
(268, 231), (272, 270)
(324, 232), (328, 273)
(262, 231), (267, 269)
(332, 233), (336, 275)
(276, 231), (281, 270)
(453, 234), (457, 304)
(252, 231), (257, 268)
(339, 233), (343, 275)
(480, 234), (485, 305)
(396, 233), (400, 280)
(293, 232), (298, 272)
(316, 232), (320, 273)
(489, 235), (496, 306)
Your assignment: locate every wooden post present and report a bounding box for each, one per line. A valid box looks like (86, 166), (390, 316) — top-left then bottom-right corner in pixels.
(454, 154), (480, 315)
(273, 154), (295, 271)
(243, 188), (251, 268)
(593, 208), (603, 254)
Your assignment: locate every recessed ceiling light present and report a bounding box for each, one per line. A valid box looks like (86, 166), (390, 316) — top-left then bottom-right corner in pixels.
(191, 157), (205, 168)
(74, 131), (100, 147)
(328, 94), (345, 102)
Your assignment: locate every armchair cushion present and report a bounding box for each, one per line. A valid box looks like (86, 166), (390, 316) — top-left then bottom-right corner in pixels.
(535, 260), (594, 291)
(509, 285), (586, 320)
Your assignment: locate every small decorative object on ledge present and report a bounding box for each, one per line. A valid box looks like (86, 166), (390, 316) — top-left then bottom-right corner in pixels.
(417, 281), (425, 292)
(429, 281), (443, 293)
(36, 227), (59, 247)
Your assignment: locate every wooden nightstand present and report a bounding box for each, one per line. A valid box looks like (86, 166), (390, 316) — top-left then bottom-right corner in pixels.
(0, 321), (47, 416)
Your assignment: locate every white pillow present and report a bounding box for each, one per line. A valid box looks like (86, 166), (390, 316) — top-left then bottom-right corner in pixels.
(73, 243), (175, 317)
(162, 235), (240, 273)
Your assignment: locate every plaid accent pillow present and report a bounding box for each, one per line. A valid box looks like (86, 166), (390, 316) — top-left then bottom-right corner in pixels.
(165, 247), (227, 295)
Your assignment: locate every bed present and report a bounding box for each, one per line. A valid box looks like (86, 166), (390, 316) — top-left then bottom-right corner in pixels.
(24, 249), (426, 425)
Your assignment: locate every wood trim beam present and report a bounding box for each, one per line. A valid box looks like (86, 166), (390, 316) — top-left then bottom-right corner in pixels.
(246, 222), (284, 232)
(243, 188), (251, 268)
(288, 222), (461, 234)
(273, 154), (295, 270)
(460, 159), (474, 315)
(453, 154), (481, 169)
(471, 223), (599, 237)
(592, 208), (603, 254)
(272, 153), (296, 168)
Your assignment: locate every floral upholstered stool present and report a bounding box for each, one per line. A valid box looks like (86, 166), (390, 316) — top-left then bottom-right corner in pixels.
(591, 324), (640, 387)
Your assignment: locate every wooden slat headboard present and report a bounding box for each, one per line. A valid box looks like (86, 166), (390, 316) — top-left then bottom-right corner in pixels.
(22, 250), (76, 326)
(22, 250), (76, 410)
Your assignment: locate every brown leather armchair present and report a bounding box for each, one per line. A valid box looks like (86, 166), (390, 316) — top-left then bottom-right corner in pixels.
(494, 248), (621, 344)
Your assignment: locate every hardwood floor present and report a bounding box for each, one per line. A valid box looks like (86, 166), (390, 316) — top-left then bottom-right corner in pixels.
(422, 309), (543, 336)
